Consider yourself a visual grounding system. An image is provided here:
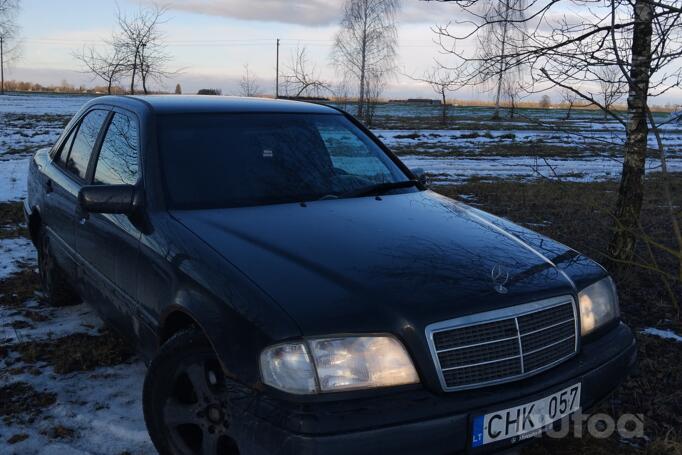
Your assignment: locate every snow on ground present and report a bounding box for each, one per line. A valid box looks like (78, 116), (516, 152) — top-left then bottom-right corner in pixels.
(377, 128), (682, 152)
(0, 94), (92, 116)
(0, 158), (29, 201)
(0, 238), (152, 454)
(0, 298), (102, 342)
(0, 94), (89, 156)
(641, 327), (682, 343)
(0, 237), (36, 279)
(0, 360), (152, 455)
(1, 118), (67, 157)
(400, 154), (682, 183)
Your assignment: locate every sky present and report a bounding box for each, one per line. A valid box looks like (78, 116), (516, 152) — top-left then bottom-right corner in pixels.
(6, 0), (682, 104)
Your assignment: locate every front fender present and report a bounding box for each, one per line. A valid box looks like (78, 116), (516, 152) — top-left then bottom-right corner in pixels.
(159, 275), (301, 389)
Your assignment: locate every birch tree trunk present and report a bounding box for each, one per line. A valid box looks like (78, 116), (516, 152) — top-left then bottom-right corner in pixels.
(0, 36), (4, 95)
(357, 4), (368, 120)
(492, 0), (511, 120)
(608, 0), (654, 266)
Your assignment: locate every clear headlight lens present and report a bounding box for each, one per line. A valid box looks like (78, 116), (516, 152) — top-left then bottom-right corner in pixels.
(309, 336), (419, 392)
(259, 342), (317, 394)
(260, 336), (419, 394)
(578, 277), (620, 336)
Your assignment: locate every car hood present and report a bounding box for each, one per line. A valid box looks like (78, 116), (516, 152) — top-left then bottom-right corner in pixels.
(171, 191), (590, 336)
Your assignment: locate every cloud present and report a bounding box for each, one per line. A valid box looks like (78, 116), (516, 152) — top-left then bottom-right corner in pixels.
(159, 0), (343, 26)
(156, 0), (457, 26)
(400, 1), (459, 24)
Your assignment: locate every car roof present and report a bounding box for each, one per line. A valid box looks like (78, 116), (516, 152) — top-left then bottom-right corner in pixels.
(94, 95), (340, 115)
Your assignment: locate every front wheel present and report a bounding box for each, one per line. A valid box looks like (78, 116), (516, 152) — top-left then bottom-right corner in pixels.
(143, 329), (240, 455)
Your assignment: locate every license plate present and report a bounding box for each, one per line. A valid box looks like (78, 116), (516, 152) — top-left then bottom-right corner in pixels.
(471, 383), (581, 448)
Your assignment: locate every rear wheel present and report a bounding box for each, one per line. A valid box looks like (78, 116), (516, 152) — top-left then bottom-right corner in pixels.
(143, 329), (240, 455)
(38, 227), (80, 307)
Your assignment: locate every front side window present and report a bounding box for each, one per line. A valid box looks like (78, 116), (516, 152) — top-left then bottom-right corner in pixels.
(158, 113), (411, 209)
(65, 109), (109, 179)
(94, 113), (140, 185)
(55, 127), (77, 167)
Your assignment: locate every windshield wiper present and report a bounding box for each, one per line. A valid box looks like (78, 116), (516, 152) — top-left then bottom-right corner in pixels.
(340, 179), (420, 198)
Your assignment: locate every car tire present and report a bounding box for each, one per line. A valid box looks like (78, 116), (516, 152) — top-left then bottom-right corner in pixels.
(38, 227), (80, 307)
(143, 329), (240, 455)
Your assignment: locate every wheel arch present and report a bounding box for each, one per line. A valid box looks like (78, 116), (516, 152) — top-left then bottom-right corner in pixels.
(27, 205), (42, 247)
(159, 306), (202, 345)
(157, 301), (263, 386)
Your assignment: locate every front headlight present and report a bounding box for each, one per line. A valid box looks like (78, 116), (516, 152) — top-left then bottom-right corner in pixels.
(260, 335), (419, 394)
(578, 277), (620, 336)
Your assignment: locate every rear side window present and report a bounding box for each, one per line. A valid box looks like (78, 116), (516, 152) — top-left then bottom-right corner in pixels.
(94, 113), (140, 185)
(65, 110), (108, 180)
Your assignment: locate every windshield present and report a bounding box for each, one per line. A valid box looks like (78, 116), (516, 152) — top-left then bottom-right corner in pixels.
(158, 113), (413, 209)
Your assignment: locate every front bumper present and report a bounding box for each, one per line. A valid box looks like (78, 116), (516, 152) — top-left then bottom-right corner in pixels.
(233, 323), (636, 454)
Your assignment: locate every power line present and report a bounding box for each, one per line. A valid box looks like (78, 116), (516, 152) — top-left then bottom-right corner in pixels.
(21, 37), (437, 47)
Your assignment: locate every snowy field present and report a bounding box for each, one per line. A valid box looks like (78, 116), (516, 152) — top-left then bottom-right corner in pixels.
(2, 93), (682, 184)
(1, 93), (682, 453)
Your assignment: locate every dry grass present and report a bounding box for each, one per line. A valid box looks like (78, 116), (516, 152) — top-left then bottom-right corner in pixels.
(0, 202), (28, 239)
(12, 332), (134, 374)
(0, 382), (57, 426)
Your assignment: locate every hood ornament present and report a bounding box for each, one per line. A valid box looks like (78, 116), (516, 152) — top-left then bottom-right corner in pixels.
(491, 264), (510, 294)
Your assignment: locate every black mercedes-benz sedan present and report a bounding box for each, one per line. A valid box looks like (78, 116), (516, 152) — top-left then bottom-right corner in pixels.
(24, 95), (636, 454)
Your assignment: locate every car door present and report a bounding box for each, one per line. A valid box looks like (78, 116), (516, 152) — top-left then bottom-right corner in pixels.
(75, 109), (143, 336)
(42, 109), (110, 279)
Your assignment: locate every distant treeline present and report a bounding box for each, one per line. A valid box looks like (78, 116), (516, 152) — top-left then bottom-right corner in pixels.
(0, 80), (164, 96)
(1, 79), (678, 112)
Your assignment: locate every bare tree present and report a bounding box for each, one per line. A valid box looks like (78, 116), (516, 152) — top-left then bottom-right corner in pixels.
(475, 0), (527, 119)
(538, 94), (551, 109)
(561, 89), (579, 120)
(428, 0), (682, 270)
(74, 45), (127, 94)
(364, 68), (386, 127)
(406, 65), (459, 124)
(332, 0), (400, 123)
(73, 4), (172, 95)
(503, 79), (523, 118)
(282, 46), (332, 98)
(596, 65), (627, 119)
(333, 76), (353, 111)
(239, 64), (260, 97)
(114, 4), (170, 94)
(174, 83), (181, 94)
(0, 0), (20, 95)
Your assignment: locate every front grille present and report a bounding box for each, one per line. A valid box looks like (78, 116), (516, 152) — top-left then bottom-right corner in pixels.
(426, 296), (578, 391)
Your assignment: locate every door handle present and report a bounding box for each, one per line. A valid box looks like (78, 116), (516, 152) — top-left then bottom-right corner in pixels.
(45, 179), (53, 193)
(76, 205), (89, 224)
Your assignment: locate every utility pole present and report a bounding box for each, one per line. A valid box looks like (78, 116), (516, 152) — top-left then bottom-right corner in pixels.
(0, 36), (4, 95)
(275, 38), (280, 99)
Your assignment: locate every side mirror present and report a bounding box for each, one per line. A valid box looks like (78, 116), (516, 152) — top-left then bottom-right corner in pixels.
(78, 184), (142, 215)
(411, 167), (430, 187)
